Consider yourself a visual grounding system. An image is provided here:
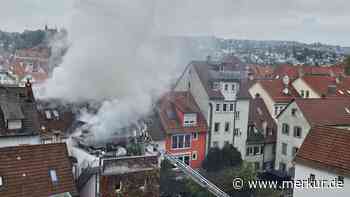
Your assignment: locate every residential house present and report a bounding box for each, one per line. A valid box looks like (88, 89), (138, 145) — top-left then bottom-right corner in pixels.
(275, 98), (350, 176)
(0, 143), (78, 197)
(174, 57), (249, 154)
(0, 81), (41, 147)
(246, 96), (277, 171)
(292, 75), (350, 98)
(151, 91), (207, 168)
(249, 77), (300, 120)
(78, 155), (159, 197)
(294, 126), (350, 197)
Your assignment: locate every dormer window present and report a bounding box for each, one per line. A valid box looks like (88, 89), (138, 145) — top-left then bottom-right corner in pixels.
(183, 113), (197, 127)
(49, 169), (58, 184)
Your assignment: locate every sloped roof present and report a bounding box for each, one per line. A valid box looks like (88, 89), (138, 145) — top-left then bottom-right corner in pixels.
(295, 98), (350, 126)
(258, 79), (300, 103)
(248, 97), (277, 143)
(300, 75), (350, 97)
(0, 85), (40, 137)
(158, 91), (207, 135)
(295, 126), (350, 176)
(0, 143), (78, 197)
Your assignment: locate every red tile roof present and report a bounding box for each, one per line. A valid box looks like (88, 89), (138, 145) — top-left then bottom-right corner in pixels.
(158, 91), (207, 134)
(299, 75), (350, 97)
(295, 98), (350, 126)
(258, 79), (300, 103)
(249, 97), (277, 143)
(248, 64), (274, 78)
(295, 126), (350, 176)
(0, 143), (78, 197)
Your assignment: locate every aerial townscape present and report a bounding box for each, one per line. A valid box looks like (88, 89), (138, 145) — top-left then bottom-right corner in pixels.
(1, 1), (350, 197)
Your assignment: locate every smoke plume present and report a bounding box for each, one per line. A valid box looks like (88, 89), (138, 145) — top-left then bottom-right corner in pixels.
(41, 0), (186, 142)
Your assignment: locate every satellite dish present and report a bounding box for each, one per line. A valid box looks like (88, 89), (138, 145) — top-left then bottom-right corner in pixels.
(282, 75), (290, 86)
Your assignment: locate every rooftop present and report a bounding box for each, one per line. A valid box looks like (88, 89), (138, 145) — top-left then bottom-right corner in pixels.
(295, 126), (350, 177)
(294, 98), (350, 126)
(299, 75), (350, 97)
(258, 79), (300, 103)
(0, 143), (78, 197)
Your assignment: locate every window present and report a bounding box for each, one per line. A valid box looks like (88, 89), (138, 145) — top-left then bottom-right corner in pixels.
(0, 176), (3, 187)
(214, 122), (220, 132)
(293, 127), (302, 138)
(246, 147), (252, 156)
(291, 108), (297, 116)
(224, 84), (228, 91)
(215, 104), (220, 112)
(338, 176), (344, 184)
(192, 132), (198, 140)
(279, 162), (286, 172)
(301, 90), (304, 98)
(225, 122), (230, 132)
(274, 106), (279, 116)
(49, 169), (58, 184)
(232, 84), (235, 91)
(229, 104), (234, 112)
(172, 134), (191, 149)
(253, 146), (260, 155)
(184, 113), (197, 127)
(282, 123), (290, 135)
(254, 162), (260, 170)
(115, 181), (123, 193)
(282, 143), (287, 155)
(177, 155), (190, 165)
(234, 128), (241, 136)
(235, 111), (240, 120)
(213, 141), (219, 147)
(292, 147), (299, 156)
(224, 141), (230, 146)
(260, 146), (264, 154)
(306, 90), (310, 98)
(223, 104), (227, 112)
(192, 151), (198, 160)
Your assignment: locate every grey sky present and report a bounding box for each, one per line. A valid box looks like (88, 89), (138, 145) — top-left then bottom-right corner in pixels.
(1, 0), (350, 46)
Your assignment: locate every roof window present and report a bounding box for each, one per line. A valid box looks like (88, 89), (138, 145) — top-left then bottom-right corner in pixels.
(49, 169), (58, 184)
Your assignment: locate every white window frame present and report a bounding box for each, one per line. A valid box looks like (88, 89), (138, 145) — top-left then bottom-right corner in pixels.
(171, 134), (191, 150)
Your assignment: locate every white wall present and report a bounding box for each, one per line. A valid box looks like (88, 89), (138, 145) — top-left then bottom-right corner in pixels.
(292, 78), (321, 98)
(294, 163), (350, 197)
(249, 83), (276, 120)
(80, 174), (97, 197)
(0, 135), (41, 148)
(275, 102), (311, 173)
(234, 99), (250, 158)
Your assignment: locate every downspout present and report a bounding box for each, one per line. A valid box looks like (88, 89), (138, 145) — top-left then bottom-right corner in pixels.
(208, 103), (213, 152)
(233, 100), (237, 145)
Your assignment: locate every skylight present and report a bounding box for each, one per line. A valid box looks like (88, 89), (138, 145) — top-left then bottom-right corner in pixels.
(0, 176), (3, 186)
(338, 90), (344, 95)
(45, 110), (52, 119)
(49, 169), (58, 183)
(345, 107), (350, 114)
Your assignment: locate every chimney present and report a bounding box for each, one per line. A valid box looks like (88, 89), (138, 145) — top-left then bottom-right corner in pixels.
(25, 79), (33, 102)
(298, 66), (304, 78)
(206, 55), (211, 63)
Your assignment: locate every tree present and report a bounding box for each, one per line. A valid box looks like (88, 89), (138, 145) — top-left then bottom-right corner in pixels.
(222, 144), (242, 167)
(202, 147), (223, 171)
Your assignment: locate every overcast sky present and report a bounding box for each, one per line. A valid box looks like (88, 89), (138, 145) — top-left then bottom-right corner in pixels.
(1, 0), (350, 46)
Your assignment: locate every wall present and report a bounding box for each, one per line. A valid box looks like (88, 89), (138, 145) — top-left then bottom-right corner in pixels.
(0, 135), (40, 148)
(234, 99), (250, 158)
(292, 78), (321, 98)
(80, 174), (97, 197)
(294, 163), (350, 197)
(249, 83), (276, 120)
(209, 100), (235, 149)
(165, 132), (206, 168)
(275, 102), (311, 173)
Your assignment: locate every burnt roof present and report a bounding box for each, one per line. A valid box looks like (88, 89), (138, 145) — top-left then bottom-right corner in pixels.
(0, 143), (78, 197)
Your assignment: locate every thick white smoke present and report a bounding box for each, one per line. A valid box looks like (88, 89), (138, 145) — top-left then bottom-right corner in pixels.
(41, 0), (186, 142)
